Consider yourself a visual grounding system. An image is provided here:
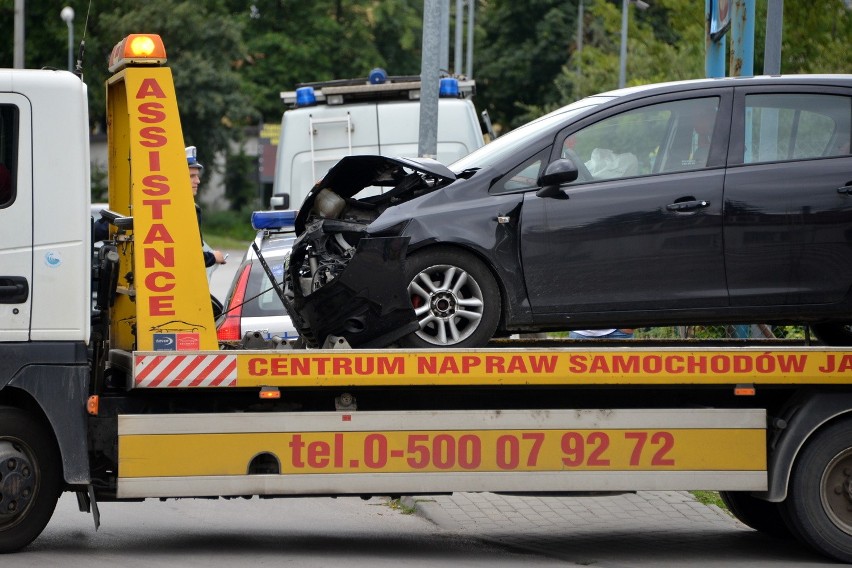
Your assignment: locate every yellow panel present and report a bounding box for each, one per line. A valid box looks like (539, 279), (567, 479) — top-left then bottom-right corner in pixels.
(106, 72), (137, 351)
(229, 349), (852, 387)
(119, 428), (765, 478)
(106, 66), (217, 351)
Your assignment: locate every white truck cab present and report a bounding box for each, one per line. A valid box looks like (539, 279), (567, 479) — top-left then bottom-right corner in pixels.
(271, 70), (484, 210)
(0, 70), (91, 343)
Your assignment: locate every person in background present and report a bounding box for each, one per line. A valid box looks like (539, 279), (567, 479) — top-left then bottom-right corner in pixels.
(569, 328), (634, 340)
(186, 146), (226, 271)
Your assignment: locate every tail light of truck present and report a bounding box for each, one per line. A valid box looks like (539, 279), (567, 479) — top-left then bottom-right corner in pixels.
(217, 264), (251, 341)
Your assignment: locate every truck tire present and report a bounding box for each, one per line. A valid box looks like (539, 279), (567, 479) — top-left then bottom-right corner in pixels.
(782, 419), (852, 562)
(811, 324), (852, 346)
(719, 491), (790, 538)
(0, 407), (62, 553)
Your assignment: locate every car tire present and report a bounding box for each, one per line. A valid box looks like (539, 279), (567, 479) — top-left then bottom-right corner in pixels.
(399, 247), (501, 348)
(811, 324), (852, 346)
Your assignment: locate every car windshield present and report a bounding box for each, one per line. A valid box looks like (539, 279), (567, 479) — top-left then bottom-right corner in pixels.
(451, 97), (613, 173)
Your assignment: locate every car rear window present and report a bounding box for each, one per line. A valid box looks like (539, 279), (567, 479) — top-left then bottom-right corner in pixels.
(241, 260), (287, 318)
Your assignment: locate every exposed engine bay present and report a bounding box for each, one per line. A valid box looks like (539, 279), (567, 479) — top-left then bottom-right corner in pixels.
(284, 156), (457, 347)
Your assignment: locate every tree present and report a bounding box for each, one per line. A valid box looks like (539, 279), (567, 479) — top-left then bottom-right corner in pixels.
(554, 0), (704, 108)
(756, 0), (852, 74)
(226, 0), (423, 124)
(79, 1), (253, 174)
(0, 1), (70, 70)
(475, 0), (575, 130)
(0, 1), (255, 197)
(545, 0), (852, 121)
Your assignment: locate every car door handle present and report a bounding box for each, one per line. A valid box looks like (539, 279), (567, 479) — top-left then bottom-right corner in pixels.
(0, 276), (29, 304)
(837, 185), (852, 195)
(666, 200), (709, 212)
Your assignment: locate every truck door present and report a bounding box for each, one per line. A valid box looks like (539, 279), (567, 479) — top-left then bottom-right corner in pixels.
(0, 95), (33, 341)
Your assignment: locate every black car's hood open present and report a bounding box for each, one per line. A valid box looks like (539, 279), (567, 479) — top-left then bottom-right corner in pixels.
(295, 155), (456, 234)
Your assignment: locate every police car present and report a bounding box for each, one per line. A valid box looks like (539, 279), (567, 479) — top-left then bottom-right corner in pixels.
(216, 210), (299, 343)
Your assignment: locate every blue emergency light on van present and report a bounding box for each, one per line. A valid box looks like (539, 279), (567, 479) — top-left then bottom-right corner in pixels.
(295, 86), (316, 107)
(439, 78), (460, 98)
(251, 210), (298, 231)
(369, 68), (388, 85)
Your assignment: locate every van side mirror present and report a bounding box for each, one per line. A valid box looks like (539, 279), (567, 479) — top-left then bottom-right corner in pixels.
(536, 159), (579, 199)
(270, 193), (290, 210)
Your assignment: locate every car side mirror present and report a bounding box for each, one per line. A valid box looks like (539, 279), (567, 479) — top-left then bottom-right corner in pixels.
(536, 159), (578, 199)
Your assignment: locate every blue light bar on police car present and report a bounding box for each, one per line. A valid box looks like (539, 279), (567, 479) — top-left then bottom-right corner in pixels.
(251, 210), (298, 231)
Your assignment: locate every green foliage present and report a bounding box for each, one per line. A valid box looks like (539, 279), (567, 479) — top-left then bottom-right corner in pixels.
(691, 490), (727, 511)
(90, 161), (109, 203)
(227, 0), (422, 123)
(86, 0), (254, 173)
(552, 0), (705, 111)
(224, 144), (259, 211)
(476, 0), (575, 129)
(202, 206), (257, 243)
(385, 497), (416, 515)
(0, 1), (70, 70)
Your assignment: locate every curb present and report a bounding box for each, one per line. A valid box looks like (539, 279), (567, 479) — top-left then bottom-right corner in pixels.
(400, 495), (463, 531)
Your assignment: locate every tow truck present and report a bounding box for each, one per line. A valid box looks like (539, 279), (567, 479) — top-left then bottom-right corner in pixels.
(3, 34), (852, 563)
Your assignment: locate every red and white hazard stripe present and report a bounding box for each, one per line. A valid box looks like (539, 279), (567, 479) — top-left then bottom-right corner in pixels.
(134, 354), (238, 388)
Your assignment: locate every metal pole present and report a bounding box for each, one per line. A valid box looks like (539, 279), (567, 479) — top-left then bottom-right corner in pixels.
(618, 0), (628, 88)
(763, 0), (783, 74)
(729, 0), (754, 76)
(465, 0), (474, 78)
(577, 0), (584, 76)
(440, 0), (450, 73)
(13, 0), (24, 68)
(61, 7), (75, 72)
(68, 24), (74, 72)
(419, 0), (441, 159)
(454, 0), (464, 75)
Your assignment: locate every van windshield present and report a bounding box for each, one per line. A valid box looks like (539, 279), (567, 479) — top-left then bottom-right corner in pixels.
(451, 99), (610, 173)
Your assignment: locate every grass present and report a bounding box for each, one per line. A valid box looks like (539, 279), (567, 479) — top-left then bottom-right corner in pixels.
(202, 207), (258, 245)
(385, 497), (417, 515)
(691, 490), (728, 512)
(205, 233), (253, 250)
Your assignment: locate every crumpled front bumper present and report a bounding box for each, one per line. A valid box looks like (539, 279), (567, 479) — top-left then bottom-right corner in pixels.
(289, 236), (419, 348)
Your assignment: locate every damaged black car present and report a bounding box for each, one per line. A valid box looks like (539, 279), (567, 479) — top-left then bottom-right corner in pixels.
(285, 75), (852, 349)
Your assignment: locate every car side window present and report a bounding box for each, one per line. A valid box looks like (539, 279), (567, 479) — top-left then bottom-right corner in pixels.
(743, 93), (851, 164)
(490, 149), (548, 194)
(0, 105), (17, 208)
(562, 97), (721, 182)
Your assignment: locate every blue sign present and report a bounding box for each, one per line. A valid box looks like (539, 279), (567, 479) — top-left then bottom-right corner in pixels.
(153, 333), (176, 351)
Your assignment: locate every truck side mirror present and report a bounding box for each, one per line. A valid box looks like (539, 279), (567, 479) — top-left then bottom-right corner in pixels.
(536, 159), (578, 199)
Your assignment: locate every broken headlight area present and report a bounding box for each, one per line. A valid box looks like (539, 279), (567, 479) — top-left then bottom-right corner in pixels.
(286, 220), (417, 348)
(286, 155), (457, 348)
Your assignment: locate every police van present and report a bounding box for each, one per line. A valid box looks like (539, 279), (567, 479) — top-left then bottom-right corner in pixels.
(270, 69), (485, 210)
